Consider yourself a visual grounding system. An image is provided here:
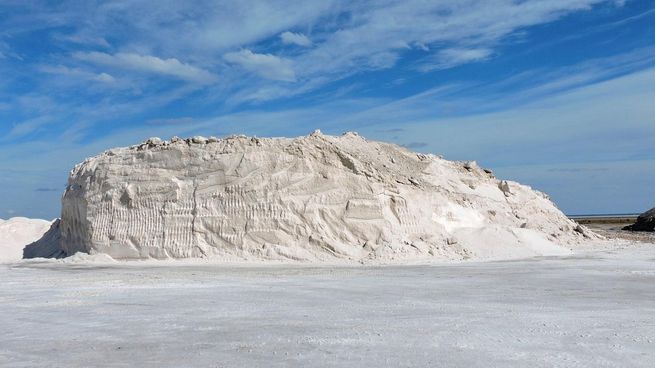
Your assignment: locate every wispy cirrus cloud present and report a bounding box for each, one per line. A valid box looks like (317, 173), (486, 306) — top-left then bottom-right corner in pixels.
(73, 52), (218, 84)
(40, 65), (116, 83)
(420, 48), (494, 71)
(5, 115), (54, 140)
(288, 0), (621, 80)
(3, 0), (629, 102)
(280, 31), (312, 47)
(52, 32), (110, 48)
(224, 49), (296, 82)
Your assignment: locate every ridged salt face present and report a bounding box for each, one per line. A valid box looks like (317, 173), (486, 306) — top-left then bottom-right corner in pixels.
(44, 131), (595, 262)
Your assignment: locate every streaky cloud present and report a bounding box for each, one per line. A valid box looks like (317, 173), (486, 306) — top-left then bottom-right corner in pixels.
(73, 52), (218, 84)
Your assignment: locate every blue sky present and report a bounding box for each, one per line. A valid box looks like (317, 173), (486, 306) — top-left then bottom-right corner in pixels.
(1, 0), (654, 219)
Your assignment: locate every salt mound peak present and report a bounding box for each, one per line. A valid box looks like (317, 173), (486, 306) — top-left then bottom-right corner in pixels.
(27, 131), (597, 263)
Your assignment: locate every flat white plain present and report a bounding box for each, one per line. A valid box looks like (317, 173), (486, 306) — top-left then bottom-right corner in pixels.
(1, 244), (654, 367)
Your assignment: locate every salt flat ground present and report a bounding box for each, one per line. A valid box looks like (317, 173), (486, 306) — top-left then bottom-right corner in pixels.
(1, 246), (655, 367)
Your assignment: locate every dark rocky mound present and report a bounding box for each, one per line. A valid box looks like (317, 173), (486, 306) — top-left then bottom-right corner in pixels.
(623, 207), (655, 232)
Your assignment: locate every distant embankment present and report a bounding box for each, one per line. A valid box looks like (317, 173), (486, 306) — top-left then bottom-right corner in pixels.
(569, 214), (639, 225)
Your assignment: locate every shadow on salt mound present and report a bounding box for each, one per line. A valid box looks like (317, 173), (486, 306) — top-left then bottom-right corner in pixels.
(23, 219), (66, 259)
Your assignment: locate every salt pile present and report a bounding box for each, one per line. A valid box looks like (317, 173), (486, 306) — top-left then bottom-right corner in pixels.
(623, 207), (655, 232)
(0, 217), (52, 262)
(26, 131), (597, 263)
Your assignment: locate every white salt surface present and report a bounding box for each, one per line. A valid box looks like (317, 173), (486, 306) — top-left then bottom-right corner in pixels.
(2, 244), (654, 367)
(0, 217), (52, 262)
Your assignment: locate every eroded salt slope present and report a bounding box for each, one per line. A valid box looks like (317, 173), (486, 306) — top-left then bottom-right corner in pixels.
(41, 131), (596, 263)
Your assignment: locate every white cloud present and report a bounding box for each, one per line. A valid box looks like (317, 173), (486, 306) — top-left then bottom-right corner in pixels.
(9, 1), (619, 81)
(280, 31), (312, 47)
(224, 49), (296, 82)
(273, 0), (616, 95)
(52, 33), (110, 48)
(5, 116), (54, 140)
(420, 48), (493, 71)
(73, 52), (218, 84)
(0, 40), (22, 61)
(40, 65), (116, 83)
(2, 0), (626, 101)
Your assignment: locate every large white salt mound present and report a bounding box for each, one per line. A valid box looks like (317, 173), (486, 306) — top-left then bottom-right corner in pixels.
(0, 217), (52, 262)
(27, 131), (598, 263)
